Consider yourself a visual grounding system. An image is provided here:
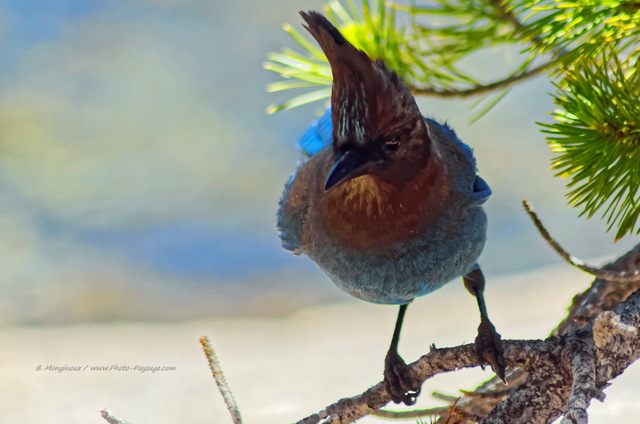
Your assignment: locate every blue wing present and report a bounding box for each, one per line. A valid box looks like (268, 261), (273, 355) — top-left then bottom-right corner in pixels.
(298, 107), (333, 156)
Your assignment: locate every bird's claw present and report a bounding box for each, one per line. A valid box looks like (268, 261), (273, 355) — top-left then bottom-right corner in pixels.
(384, 349), (422, 405)
(475, 317), (506, 383)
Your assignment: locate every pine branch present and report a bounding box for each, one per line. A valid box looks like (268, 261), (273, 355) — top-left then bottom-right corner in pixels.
(264, 0), (563, 111)
(485, 0), (566, 56)
(430, 242), (640, 424)
(541, 47), (640, 240)
(410, 58), (557, 97)
(293, 281), (640, 424)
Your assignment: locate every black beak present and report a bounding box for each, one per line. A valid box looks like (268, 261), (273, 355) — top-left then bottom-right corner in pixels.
(324, 149), (370, 190)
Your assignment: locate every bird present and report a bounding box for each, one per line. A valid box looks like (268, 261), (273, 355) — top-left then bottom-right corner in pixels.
(276, 10), (505, 405)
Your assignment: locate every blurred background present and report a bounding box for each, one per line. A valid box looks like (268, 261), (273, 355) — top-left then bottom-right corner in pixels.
(0, 0), (636, 325)
(2, 1), (640, 423)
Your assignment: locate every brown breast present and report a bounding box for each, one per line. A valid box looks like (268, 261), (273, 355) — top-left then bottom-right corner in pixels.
(317, 160), (450, 250)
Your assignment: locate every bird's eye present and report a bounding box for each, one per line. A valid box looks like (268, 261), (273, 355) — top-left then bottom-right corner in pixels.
(384, 141), (399, 152)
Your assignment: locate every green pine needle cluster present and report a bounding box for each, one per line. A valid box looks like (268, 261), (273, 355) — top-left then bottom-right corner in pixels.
(264, 0), (640, 240)
(542, 50), (640, 240)
(516, 1), (640, 62)
(264, 0), (418, 114)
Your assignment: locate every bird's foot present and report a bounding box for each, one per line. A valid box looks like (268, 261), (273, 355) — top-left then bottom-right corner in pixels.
(475, 316), (506, 383)
(384, 349), (422, 405)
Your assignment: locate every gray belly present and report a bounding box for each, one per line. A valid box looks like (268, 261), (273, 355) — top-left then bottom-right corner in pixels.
(306, 206), (488, 304)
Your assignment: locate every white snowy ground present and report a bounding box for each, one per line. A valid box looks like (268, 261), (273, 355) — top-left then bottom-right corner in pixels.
(2, 264), (639, 424)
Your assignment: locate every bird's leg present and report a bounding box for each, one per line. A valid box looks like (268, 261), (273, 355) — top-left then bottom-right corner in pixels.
(463, 266), (506, 382)
(383, 303), (422, 405)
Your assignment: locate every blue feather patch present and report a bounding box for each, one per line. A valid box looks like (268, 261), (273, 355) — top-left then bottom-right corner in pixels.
(298, 107), (333, 156)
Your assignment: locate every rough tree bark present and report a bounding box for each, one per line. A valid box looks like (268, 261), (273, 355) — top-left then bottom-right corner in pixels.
(294, 243), (640, 424)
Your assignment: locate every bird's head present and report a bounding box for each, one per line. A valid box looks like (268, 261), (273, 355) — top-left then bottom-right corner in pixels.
(300, 11), (432, 191)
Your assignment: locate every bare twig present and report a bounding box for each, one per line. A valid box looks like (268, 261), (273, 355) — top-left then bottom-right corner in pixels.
(460, 387), (517, 399)
(522, 200), (640, 283)
(372, 387), (515, 421)
(200, 336), (243, 424)
(432, 392), (461, 402)
(487, 0), (567, 56)
(372, 406), (451, 419)
(410, 59), (558, 98)
(100, 409), (131, 424)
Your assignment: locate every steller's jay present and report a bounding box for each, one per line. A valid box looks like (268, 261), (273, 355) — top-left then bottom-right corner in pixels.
(277, 11), (505, 405)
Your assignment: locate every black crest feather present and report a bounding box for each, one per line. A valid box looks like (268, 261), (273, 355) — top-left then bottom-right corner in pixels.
(300, 11), (421, 147)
